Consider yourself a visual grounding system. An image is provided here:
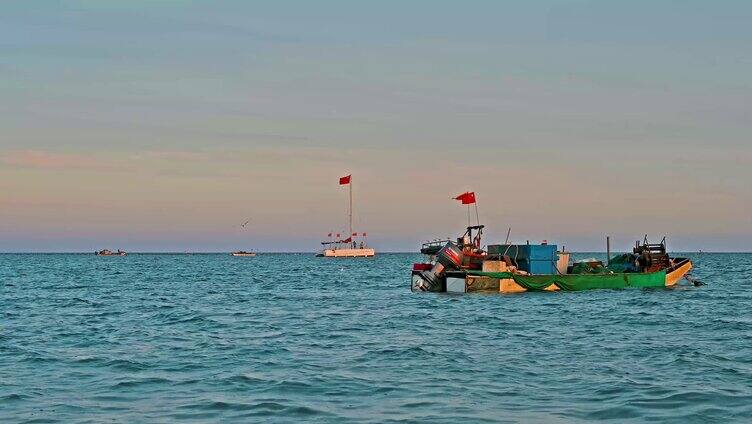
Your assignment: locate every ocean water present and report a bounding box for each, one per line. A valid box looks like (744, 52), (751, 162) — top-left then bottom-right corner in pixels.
(1, 252), (751, 423)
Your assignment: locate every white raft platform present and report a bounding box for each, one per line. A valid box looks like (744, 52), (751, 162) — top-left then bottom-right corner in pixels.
(231, 252), (257, 257)
(318, 248), (375, 258)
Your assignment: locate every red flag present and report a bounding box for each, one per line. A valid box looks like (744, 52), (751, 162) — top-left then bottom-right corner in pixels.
(339, 175), (351, 185)
(342, 237), (352, 243)
(454, 192), (476, 205)
(352, 232), (358, 236)
(336, 233), (340, 238)
(327, 233), (332, 237)
(362, 232), (367, 237)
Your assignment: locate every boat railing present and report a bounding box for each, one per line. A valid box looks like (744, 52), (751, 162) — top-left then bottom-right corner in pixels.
(421, 239), (451, 255)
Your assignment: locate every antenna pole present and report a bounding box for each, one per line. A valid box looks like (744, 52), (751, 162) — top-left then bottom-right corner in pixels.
(606, 236), (611, 266)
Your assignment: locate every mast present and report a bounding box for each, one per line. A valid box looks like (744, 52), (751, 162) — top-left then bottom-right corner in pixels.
(349, 176), (353, 239)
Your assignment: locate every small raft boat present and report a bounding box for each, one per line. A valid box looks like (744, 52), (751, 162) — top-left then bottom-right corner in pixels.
(96, 249), (126, 256)
(317, 246), (375, 257)
(317, 174), (375, 258)
(231, 251), (257, 257)
(411, 227), (694, 293)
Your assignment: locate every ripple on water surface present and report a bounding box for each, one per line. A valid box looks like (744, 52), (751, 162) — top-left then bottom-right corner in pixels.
(1, 252), (751, 423)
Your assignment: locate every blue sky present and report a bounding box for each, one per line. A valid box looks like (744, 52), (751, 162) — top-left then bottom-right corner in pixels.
(1, 1), (750, 251)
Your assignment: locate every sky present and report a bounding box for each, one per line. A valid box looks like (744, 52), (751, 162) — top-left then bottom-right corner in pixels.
(1, 0), (751, 252)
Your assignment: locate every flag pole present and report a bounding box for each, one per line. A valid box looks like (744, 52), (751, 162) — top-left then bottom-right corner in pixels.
(349, 176), (353, 241)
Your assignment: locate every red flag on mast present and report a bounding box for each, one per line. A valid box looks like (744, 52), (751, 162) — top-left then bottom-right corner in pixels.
(339, 175), (351, 185)
(454, 192), (476, 205)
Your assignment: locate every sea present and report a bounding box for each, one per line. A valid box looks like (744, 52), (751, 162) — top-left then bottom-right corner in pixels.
(1, 252), (750, 423)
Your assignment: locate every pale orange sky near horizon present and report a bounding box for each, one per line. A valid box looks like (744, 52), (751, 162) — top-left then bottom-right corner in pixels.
(2, 143), (749, 252)
(1, 1), (751, 251)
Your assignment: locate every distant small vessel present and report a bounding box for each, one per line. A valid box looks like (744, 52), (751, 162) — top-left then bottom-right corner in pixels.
(231, 251), (256, 257)
(317, 245), (375, 258)
(96, 249), (126, 256)
(317, 174), (375, 258)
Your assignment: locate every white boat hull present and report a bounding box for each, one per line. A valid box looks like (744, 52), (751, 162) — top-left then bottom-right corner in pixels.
(320, 248), (375, 257)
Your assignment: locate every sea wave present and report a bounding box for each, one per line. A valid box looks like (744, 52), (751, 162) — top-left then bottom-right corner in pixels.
(0, 252), (750, 422)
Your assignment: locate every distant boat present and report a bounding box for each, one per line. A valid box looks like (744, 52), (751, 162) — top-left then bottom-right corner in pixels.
(231, 251), (256, 257)
(317, 247), (375, 258)
(317, 174), (375, 258)
(96, 249), (126, 256)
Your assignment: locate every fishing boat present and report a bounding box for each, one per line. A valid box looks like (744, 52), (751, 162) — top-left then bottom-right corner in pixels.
(231, 251), (256, 257)
(411, 228), (694, 293)
(95, 249), (126, 256)
(317, 174), (375, 258)
(411, 193), (695, 293)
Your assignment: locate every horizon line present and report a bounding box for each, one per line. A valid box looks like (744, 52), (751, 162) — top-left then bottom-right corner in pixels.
(0, 250), (748, 254)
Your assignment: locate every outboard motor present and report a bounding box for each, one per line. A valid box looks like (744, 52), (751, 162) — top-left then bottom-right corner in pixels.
(412, 242), (464, 292)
